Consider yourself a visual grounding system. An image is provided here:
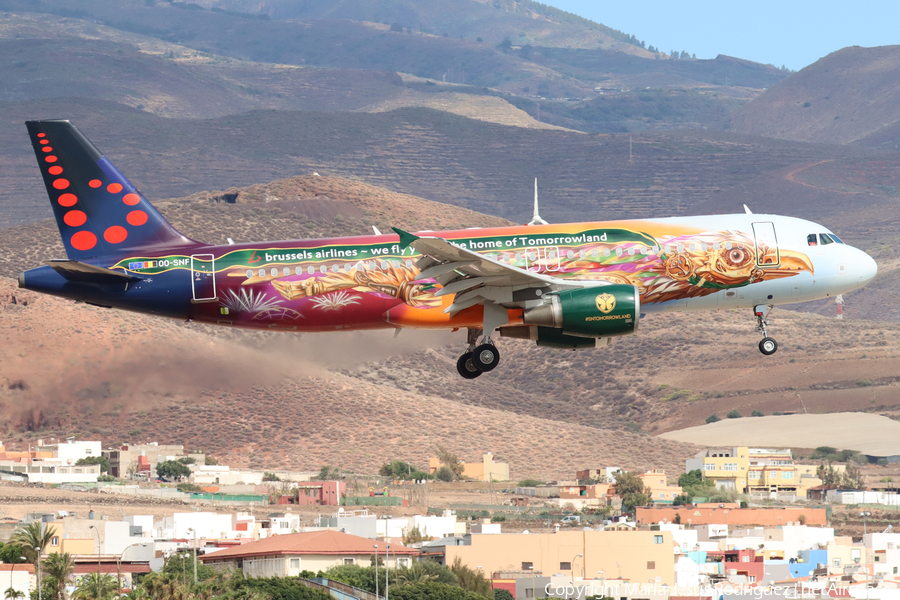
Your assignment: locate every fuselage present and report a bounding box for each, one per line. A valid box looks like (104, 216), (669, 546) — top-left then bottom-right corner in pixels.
(20, 213), (878, 332)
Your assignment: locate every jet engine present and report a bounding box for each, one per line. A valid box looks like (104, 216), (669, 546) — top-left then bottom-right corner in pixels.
(521, 284), (639, 338)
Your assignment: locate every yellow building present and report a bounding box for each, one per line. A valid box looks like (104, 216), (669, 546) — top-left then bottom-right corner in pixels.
(638, 470), (683, 504)
(687, 447), (822, 495)
(444, 530), (676, 585)
(429, 452), (509, 482)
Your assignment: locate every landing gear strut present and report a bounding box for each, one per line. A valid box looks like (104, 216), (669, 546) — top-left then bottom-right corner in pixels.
(456, 327), (502, 379)
(755, 304), (778, 356)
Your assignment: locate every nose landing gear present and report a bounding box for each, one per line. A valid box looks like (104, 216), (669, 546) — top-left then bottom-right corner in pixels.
(456, 327), (502, 379)
(755, 304), (778, 356)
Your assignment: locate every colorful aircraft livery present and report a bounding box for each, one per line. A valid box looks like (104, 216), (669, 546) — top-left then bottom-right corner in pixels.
(19, 120), (878, 378)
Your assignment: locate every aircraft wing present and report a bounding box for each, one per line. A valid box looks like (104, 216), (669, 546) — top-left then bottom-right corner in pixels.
(392, 227), (606, 315)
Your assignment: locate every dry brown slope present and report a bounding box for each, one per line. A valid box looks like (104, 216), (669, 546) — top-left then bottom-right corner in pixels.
(731, 45), (900, 144)
(0, 277), (698, 478)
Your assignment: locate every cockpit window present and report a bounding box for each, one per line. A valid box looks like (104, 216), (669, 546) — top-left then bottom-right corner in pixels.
(819, 233), (834, 245)
(829, 233), (844, 244)
(807, 234), (817, 246)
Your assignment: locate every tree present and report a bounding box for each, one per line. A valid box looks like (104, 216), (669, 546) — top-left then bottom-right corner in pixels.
(751, 410), (765, 417)
(177, 457), (196, 465)
(42, 553), (75, 600)
(388, 581), (491, 600)
(72, 573), (118, 600)
(496, 38), (512, 53)
(449, 557), (491, 595)
(4, 587), (24, 600)
(434, 445), (464, 480)
(494, 590), (514, 600)
(318, 466), (341, 480)
(706, 414), (720, 424)
(613, 471), (651, 512)
(75, 457), (110, 474)
(162, 551), (218, 583)
(435, 466), (454, 482)
(204, 455), (218, 466)
(673, 494), (693, 506)
(0, 542), (29, 564)
(155, 460), (190, 480)
(10, 522), (56, 595)
(677, 470), (703, 488)
(263, 472), (281, 482)
(726, 409), (742, 419)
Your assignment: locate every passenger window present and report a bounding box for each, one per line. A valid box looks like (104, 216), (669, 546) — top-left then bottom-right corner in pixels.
(807, 234), (817, 246)
(819, 233), (834, 245)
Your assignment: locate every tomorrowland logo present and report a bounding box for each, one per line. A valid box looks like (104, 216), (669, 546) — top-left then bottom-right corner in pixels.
(595, 293), (616, 314)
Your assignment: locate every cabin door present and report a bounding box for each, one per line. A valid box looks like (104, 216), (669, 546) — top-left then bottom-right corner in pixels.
(190, 254), (217, 302)
(752, 222), (780, 268)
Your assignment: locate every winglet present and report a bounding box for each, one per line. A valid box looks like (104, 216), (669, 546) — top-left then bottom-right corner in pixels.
(391, 227), (419, 249)
(743, 204), (753, 214)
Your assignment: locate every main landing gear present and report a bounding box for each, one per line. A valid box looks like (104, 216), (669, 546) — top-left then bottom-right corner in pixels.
(755, 304), (778, 356)
(456, 328), (501, 379)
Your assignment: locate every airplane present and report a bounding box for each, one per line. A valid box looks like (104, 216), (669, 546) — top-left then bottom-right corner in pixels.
(18, 120), (878, 379)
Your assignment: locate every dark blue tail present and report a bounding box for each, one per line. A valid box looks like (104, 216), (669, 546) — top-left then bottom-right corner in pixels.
(26, 120), (196, 260)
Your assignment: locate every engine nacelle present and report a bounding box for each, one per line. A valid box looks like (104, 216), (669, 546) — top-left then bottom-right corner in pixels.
(500, 325), (611, 349)
(522, 284), (639, 338)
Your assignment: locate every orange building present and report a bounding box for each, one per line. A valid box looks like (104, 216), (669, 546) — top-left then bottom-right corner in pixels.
(638, 469), (683, 504)
(635, 506), (826, 526)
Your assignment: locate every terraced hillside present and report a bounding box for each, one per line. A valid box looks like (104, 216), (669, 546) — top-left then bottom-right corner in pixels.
(5, 98), (894, 231)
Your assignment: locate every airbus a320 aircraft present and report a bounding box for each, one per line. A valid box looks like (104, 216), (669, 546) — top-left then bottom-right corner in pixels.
(18, 121), (878, 378)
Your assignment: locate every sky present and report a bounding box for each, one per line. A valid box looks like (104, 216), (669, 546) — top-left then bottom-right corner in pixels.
(543, 0), (899, 71)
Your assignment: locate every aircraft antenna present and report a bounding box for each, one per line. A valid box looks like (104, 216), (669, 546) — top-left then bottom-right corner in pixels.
(528, 178), (549, 226)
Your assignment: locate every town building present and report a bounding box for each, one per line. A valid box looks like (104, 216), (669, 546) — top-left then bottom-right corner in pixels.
(636, 505), (827, 527)
(443, 529), (677, 586)
(685, 447), (824, 496)
(639, 469), (683, 504)
(199, 530), (419, 576)
(429, 452), (509, 482)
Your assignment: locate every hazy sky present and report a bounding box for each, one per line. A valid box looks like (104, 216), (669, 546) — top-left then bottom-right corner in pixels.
(543, 0), (898, 71)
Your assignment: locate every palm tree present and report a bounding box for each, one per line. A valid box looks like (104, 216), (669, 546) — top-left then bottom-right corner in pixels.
(4, 587), (24, 600)
(42, 553), (76, 600)
(10, 522), (56, 599)
(72, 573), (118, 600)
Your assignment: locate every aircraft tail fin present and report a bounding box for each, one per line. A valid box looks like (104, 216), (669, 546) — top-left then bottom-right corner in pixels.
(25, 120), (196, 260)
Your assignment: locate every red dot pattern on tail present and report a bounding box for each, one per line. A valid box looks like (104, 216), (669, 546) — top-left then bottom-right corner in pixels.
(36, 131), (151, 254)
(126, 210), (148, 226)
(71, 230), (97, 251)
(104, 225), (127, 244)
(58, 193), (77, 208)
(64, 210), (87, 227)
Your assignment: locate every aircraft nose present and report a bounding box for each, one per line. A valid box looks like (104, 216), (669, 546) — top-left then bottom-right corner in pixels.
(855, 249), (878, 288)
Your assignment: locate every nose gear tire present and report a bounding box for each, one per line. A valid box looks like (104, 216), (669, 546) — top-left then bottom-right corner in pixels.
(759, 337), (778, 356)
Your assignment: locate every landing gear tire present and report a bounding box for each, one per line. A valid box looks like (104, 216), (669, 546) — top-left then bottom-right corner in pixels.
(472, 343), (500, 372)
(456, 352), (482, 379)
(759, 337), (778, 356)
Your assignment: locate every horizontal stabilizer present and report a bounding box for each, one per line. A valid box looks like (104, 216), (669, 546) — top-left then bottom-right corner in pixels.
(45, 260), (142, 284)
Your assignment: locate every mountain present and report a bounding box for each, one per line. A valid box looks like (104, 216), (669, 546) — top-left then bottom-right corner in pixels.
(0, 0), (787, 132)
(731, 46), (900, 146)
(184, 0), (647, 53)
